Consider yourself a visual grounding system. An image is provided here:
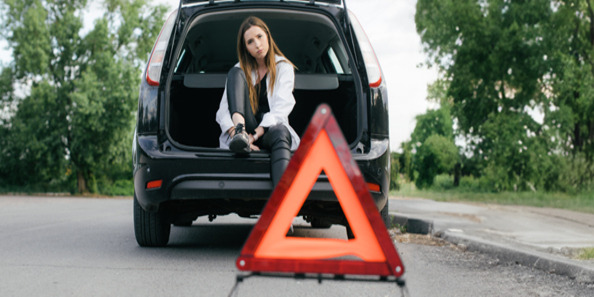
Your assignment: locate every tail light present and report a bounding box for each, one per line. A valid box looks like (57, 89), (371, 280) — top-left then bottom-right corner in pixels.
(146, 10), (177, 86)
(348, 11), (383, 88)
(146, 180), (163, 190)
(367, 182), (381, 192)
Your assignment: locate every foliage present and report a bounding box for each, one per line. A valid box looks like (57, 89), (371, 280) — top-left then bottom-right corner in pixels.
(548, 1), (594, 163)
(398, 142), (415, 182)
(478, 111), (557, 191)
(410, 106), (454, 149)
(414, 134), (459, 189)
(415, 0), (594, 192)
(97, 177), (134, 196)
(0, 67), (13, 117)
(0, 0), (167, 193)
(389, 152), (401, 191)
(406, 91), (459, 189)
(577, 248), (594, 260)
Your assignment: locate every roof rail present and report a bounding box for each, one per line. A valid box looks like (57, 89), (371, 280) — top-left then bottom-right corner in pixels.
(183, 0), (342, 7)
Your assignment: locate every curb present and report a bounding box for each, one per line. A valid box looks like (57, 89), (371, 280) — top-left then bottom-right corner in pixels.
(388, 214), (433, 234)
(389, 214), (594, 283)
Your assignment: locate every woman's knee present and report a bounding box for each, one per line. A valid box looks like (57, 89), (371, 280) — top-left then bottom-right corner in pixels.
(227, 67), (247, 85)
(267, 125), (292, 147)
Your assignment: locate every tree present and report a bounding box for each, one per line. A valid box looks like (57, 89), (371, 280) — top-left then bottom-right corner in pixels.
(408, 90), (458, 189)
(416, 0), (594, 191)
(479, 111), (551, 191)
(0, 0), (167, 192)
(547, 1), (594, 189)
(414, 134), (459, 189)
(390, 152), (401, 190)
(410, 106), (454, 150)
(416, 0), (550, 131)
(398, 141), (415, 182)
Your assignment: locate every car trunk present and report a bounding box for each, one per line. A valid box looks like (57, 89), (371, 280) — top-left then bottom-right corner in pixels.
(166, 8), (361, 149)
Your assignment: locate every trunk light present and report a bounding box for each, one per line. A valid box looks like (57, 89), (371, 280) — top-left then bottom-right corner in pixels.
(349, 11), (383, 88)
(146, 10), (177, 86)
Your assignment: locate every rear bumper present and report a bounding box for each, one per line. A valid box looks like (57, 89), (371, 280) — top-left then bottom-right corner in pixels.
(169, 175), (345, 201)
(133, 135), (389, 214)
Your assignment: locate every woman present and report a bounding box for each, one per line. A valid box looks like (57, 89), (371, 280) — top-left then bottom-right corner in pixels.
(215, 16), (300, 187)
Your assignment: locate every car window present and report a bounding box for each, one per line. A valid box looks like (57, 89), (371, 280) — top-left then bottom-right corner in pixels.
(175, 49), (187, 73)
(327, 47), (344, 74)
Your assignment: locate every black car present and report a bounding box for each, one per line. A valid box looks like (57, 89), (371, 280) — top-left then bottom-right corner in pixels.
(133, 0), (391, 246)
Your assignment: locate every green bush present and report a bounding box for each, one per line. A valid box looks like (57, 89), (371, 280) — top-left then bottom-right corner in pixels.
(431, 174), (455, 191)
(458, 175), (482, 192)
(414, 135), (459, 189)
(390, 152), (401, 191)
(97, 178), (134, 196)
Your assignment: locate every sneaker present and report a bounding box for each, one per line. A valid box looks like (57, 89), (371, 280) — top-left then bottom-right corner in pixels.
(229, 123), (251, 154)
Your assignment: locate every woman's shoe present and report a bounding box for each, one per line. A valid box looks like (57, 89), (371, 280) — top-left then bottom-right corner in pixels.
(229, 123), (251, 154)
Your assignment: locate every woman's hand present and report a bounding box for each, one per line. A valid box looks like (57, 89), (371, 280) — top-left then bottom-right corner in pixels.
(254, 126), (265, 139)
(248, 134), (260, 151)
(227, 126), (236, 137)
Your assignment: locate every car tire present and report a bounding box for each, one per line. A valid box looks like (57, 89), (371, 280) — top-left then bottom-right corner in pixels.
(345, 203), (390, 239)
(380, 203), (390, 228)
(134, 194), (171, 247)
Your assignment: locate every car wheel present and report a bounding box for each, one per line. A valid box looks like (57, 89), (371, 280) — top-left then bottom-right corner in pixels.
(380, 203), (390, 228)
(134, 194), (171, 247)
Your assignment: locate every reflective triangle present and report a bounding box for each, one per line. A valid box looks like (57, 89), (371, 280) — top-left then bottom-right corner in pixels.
(236, 104), (405, 277)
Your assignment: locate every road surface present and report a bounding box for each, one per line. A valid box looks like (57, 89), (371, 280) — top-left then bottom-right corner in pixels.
(0, 196), (591, 296)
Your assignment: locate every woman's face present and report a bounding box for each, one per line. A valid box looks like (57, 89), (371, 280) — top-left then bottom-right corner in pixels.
(243, 25), (269, 61)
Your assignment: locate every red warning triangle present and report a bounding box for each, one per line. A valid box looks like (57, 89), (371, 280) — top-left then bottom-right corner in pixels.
(236, 104), (404, 277)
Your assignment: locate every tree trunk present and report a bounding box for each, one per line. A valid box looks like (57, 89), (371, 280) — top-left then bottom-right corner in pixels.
(453, 163), (461, 187)
(77, 171), (88, 194)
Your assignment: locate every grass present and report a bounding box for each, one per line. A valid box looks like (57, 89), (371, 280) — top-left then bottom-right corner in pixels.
(577, 248), (594, 260)
(0, 184), (72, 196)
(0, 178), (134, 197)
(97, 179), (134, 196)
(391, 177), (594, 215)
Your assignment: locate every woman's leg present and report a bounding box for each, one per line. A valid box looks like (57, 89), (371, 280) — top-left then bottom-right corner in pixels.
(261, 124), (292, 187)
(226, 67), (258, 133)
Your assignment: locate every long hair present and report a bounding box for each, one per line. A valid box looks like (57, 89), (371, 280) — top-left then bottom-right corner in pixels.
(237, 16), (293, 114)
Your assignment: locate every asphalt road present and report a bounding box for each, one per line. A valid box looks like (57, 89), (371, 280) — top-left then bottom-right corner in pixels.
(0, 196), (592, 296)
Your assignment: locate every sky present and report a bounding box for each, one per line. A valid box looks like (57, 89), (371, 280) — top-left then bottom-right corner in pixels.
(1, 0), (438, 151)
(347, 0), (438, 150)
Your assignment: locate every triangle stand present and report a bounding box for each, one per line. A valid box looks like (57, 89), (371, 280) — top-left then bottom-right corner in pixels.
(227, 272), (409, 297)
